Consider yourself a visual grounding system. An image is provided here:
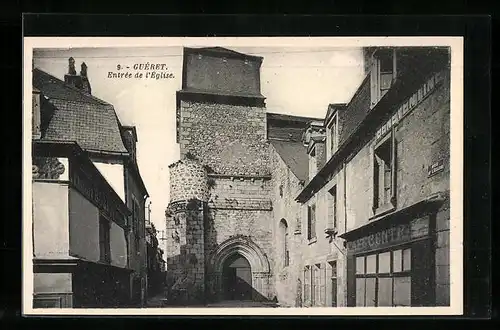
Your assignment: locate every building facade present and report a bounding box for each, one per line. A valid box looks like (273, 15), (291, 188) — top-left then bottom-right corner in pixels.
(164, 46), (451, 307)
(296, 47), (451, 307)
(31, 60), (149, 308)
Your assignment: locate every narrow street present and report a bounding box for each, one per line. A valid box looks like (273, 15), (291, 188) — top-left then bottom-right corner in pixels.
(146, 294), (278, 308)
(205, 300), (279, 308)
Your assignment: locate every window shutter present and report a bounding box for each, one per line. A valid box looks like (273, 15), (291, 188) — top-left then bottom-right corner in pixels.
(390, 128), (397, 205)
(372, 147), (379, 213)
(307, 207), (311, 239)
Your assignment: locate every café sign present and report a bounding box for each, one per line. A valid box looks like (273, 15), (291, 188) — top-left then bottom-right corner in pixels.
(376, 70), (445, 142)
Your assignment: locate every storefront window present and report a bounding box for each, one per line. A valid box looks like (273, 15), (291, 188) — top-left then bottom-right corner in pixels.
(393, 249), (402, 272)
(378, 277), (393, 306)
(379, 252), (391, 273)
(393, 277), (411, 306)
(403, 249), (411, 271)
(356, 278), (365, 307)
(355, 247), (412, 307)
(356, 257), (365, 274)
(366, 255), (377, 274)
(365, 278), (376, 306)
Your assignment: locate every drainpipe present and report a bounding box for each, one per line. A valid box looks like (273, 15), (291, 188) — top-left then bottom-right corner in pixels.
(343, 161), (347, 234)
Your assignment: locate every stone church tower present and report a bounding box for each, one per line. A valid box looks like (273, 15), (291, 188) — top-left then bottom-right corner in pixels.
(166, 47), (274, 304)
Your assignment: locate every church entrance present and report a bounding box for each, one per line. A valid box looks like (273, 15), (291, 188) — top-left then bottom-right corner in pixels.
(222, 254), (252, 301)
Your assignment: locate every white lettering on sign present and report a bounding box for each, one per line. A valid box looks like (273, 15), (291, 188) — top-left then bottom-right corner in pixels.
(428, 159), (445, 177)
(375, 71), (445, 142)
(347, 224), (410, 253)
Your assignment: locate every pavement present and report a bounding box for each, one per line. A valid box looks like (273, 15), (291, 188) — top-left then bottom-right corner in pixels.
(146, 294), (279, 308)
(206, 300), (279, 308)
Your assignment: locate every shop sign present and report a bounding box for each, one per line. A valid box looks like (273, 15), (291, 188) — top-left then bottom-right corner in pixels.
(375, 71), (445, 143)
(347, 216), (431, 254)
(347, 223), (410, 254)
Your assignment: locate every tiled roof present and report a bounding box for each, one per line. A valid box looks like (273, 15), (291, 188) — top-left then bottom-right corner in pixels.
(271, 140), (309, 182)
(33, 68), (128, 154)
(267, 112), (321, 142)
(267, 126), (305, 142)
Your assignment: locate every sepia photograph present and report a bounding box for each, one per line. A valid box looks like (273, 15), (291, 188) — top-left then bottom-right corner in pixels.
(23, 37), (463, 315)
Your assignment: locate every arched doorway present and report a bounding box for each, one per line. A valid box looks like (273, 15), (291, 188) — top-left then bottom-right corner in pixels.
(222, 253), (252, 300)
(209, 235), (271, 302)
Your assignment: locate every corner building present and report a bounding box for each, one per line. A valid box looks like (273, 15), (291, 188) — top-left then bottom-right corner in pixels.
(297, 47), (451, 307)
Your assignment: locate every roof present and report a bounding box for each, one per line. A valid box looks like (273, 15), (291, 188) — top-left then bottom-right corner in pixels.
(267, 112), (322, 142)
(267, 112), (323, 124)
(33, 68), (128, 154)
(271, 140), (309, 182)
(184, 46), (263, 61)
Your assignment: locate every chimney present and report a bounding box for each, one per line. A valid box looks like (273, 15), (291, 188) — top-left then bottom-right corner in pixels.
(80, 62), (92, 95)
(63, 57), (92, 95)
(32, 88), (41, 139)
(122, 126), (138, 163)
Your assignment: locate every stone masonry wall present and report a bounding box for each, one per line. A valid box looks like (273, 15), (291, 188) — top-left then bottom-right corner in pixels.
(269, 145), (305, 307)
(165, 156), (208, 304)
(169, 157), (209, 203)
(204, 175), (274, 301)
(178, 101), (269, 176)
(174, 99), (274, 301)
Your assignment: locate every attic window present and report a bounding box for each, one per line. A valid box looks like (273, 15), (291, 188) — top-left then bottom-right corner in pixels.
(244, 59), (249, 65)
(222, 57), (227, 63)
(198, 54), (202, 60)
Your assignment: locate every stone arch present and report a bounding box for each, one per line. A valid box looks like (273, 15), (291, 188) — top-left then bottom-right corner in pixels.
(210, 235), (270, 274)
(208, 235), (272, 301)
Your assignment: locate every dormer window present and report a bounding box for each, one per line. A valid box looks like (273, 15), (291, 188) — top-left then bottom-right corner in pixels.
(327, 113), (339, 159)
(370, 48), (397, 108)
(309, 146), (317, 181)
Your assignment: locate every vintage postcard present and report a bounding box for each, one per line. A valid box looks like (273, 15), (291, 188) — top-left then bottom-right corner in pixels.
(22, 37), (464, 316)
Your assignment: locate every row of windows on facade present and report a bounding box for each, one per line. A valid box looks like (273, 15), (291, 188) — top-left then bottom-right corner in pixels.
(301, 247), (411, 307)
(99, 199), (143, 264)
(303, 261), (338, 307)
(306, 129), (396, 242)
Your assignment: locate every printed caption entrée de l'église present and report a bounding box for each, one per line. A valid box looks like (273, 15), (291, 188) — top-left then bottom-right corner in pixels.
(108, 63), (175, 80)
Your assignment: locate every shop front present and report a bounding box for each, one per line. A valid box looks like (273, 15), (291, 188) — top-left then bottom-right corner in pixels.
(342, 196), (445, 307)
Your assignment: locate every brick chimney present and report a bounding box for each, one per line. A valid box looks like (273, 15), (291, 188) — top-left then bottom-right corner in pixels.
(64, 57), (92, 95)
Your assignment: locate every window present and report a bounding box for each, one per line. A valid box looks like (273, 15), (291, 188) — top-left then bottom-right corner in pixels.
(328, 261), (338, 307)
(370, 49), (397, 108)
(327, 113), (339, 158)
(319, 264), (327, 306)
(328, 186), (337, 229)
(304, 266), (311, 305)
(307, 204), (316, 240)
(309, 146), (317, 181)
(308, 264), (326, 307)
(373, 129), (397, 214)
(280, 219), (289, 267)
(99, 215), (111, 263)
(279, 185), (283, 198)
(311, 265), (318, 306)
(355, 248), (412, 307)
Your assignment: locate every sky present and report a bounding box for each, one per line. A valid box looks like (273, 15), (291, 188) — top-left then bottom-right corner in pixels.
(33, 45), (365, 250)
